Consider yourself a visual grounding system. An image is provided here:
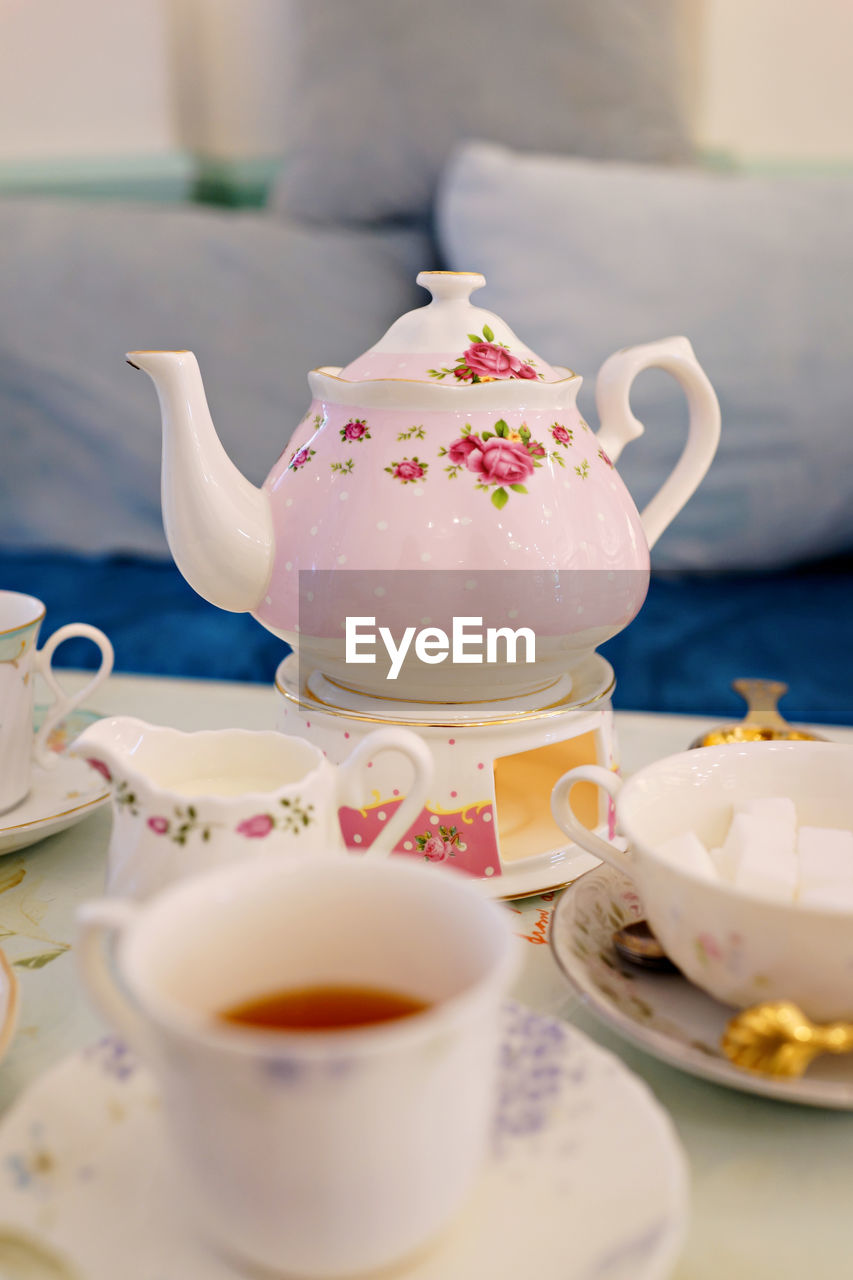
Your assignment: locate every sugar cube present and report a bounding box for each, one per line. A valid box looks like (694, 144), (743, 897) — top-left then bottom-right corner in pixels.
(798, 881), (853, 910)
(729, 813), (797, 902)
(797, 826), (853, 897)
(709, 846), (734, 883)
(657, 832), (717, 880)
(741, 797), (798, 829)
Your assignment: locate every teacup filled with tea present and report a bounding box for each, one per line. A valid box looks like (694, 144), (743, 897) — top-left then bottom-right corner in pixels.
(77, 854), (519, 1277)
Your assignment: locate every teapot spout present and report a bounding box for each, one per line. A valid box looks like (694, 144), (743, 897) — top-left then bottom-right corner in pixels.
(127, 350), (273, 612)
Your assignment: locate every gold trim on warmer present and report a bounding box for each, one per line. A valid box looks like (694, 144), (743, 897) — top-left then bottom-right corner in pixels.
(318, 671), (565, 708)
(276, 671), (614, 728)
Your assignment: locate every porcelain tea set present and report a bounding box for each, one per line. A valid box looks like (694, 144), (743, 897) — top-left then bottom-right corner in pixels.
(4, 268), (722, 901)
(8, 268), (853, 1280)
(111, 269), (721, 894)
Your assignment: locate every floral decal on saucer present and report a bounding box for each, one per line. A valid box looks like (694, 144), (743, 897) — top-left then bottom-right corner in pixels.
(85, 1036), (139, 1082)
(494, 1004), (570, 1152)
(561, 868), (720, 1053)
(427, 326), (542, 383)
(415, 824), (463, 862)
(440, 420), (552, 510)
(339, 418), (371, 443)
(385, 457), (429, 484)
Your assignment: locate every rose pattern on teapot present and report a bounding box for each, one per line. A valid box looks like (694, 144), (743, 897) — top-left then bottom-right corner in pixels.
(427, 324), (544, 383)
(280, 408), (604, 513)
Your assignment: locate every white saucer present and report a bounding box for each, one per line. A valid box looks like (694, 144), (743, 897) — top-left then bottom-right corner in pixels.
(0, 1004), (688, 1280)
(0, 709), (109, 857)
(551, 864), (853, 1109)
(487, 849), (600, 902)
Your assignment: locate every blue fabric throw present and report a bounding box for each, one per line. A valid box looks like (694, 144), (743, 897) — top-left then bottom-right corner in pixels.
(2, 551), (850, 726)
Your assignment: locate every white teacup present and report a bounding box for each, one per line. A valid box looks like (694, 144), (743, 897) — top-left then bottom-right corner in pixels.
(72, 717), (434, 899)
(552, 741), (853, 1020)
(0, 590), (113, 813)
(78, 854), (519, 1278)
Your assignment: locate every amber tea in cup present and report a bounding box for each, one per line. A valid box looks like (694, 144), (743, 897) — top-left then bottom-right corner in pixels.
(220, 983), (431, 1031)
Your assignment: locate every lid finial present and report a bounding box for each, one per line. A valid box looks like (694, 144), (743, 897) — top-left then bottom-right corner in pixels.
(336, 269), (562, 381)
(416, 271), (486, 304)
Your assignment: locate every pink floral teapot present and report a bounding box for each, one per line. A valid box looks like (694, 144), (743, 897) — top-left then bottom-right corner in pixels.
(129, 272), (720, 701)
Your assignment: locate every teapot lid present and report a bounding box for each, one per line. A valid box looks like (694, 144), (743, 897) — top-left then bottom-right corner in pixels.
(338, 271), (568, 384)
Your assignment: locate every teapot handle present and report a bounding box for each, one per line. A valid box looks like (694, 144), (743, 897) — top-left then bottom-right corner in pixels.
(594, 336), (721, 549)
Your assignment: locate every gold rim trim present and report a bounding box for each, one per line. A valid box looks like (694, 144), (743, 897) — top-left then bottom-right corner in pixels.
(277, 670), (614, 727)
(0, 598), (45, 638)
(492, 875), (574, 903)
(0, 949), (19, 1061)
(0, 786), (109, 833)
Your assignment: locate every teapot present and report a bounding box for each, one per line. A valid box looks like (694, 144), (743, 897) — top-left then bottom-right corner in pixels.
(129, 271), (720, 701)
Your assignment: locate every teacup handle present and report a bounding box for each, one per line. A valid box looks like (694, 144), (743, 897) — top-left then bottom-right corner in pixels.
(77, 899), (153, 1060)
(33, 624), (114, 767)
(337, 728), (434, 857)
(551, 766), (633, 876)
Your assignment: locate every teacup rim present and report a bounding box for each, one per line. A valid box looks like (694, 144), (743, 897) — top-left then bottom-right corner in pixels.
(111, 853), (520, 1058)
(0, 590), (45, 636)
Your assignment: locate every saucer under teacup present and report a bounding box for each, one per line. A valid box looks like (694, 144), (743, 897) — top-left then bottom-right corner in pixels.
(551, 863), (853, 1108)
(0, 708), (109, 857)
(0, 1004), (687, 1280)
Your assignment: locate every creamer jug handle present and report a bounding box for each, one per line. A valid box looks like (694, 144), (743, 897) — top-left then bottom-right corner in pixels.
(595, 336), (721, 549)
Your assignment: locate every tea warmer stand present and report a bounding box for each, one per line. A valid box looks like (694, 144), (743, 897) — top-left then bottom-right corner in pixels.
(275, 652), (618, 899)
